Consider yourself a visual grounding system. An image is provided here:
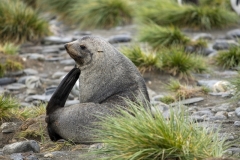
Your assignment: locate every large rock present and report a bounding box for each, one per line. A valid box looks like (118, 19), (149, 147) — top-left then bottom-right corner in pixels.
(3, 140), (40, 155)
(226, 29), (240, 39)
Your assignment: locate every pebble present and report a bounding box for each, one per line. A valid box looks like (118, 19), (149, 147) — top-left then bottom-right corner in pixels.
(108, 35), (132, 44)
(43, 36), (73, 45)
(23, 68), (39, 75)
(25, 76), (43, 89)
(60, 59), (75, 65)
(234, 121), (240, 127)
(0, 122), (18, 133)
(212, 103), (236, 112)
(52, 71), (67, 79)
(6, 83), (26, 91)
(26, 53), (45, 61)
(235, 107), (240, 117)
(226, 29), (240, 39)
(212, 39), (238, 50)
(3, 140), (40, 154)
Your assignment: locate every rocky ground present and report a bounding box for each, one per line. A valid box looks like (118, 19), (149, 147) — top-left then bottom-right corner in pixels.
(1, 20), (240, 159)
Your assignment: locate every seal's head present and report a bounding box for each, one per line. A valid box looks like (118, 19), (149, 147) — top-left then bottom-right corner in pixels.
(65, 36), (104, 67)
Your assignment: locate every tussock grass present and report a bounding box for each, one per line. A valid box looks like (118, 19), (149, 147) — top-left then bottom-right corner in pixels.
(0, 43), (19, 55)
(166, 79), (210, 99)
(0, 95), (20, 122)
(93, 100), (229, 159)
(216, 46), (240, 69)
(71, 0), (133, 29)
(38, 0), (78, 21)
(160, 46), (207, 79)
(121, 46), (159, 72)
(0, 0), (50, 44)
(139, 24), (190, 50)
(138, 3), (238, 30)
(200, 0), (231, 9)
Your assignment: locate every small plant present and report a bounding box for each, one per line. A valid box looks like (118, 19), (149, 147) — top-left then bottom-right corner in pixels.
(166, 79), (210, 99)
(216, 46), (240, 69)
(158, 95), (176, 104)
(71, 0), (133, 29)
(0, 0), (50, 44)
(0, 95), (20, 122)
(121, 46), (160, 72)
(0, 43), (19, 55)
(4, 59), (23, 72)
(160, 46), (207, 79)
(93, 100), (229, 159)
(139, 24), (190, 50)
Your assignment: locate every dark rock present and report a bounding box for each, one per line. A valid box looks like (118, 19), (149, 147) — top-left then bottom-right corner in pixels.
(0, 78), (16, 86)
(212, 40), (238, 50)
(226, 29), (240, 39)
(3, 140), (40, 154)
(108, 35), (132, 44)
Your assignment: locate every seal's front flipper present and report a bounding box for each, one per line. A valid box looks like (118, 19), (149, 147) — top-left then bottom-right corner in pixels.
(46, 68), (80, 141)
(46, 68), (80, 115)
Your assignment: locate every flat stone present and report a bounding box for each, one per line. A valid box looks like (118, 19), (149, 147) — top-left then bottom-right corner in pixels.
(5, 70), (24, 77)
(192, 110), (214, 117)
(0, 78), (16, 86)
(169, 97), (204, 106)
(6, 83), (26, 90)
(23, 68), (39, 75)
(212, 103), (236, 112)
(0, 122), (18, 133)
(41, 48), (60, 54)
(212, 39), (238, 50)
(3, 140), (40, 154)
(197, 80), (219, 90)
(192, 33), (213, 41)
(26, 53), (45, 61)
(108, 35), (132, 44)
(25, 95), (51, 102)
(60, 59), (75, 65)
(43, 36), (73, 45)
(45, 86), (57, 95)
(226, 29), (240, 39)
(52, 71), (67, 79)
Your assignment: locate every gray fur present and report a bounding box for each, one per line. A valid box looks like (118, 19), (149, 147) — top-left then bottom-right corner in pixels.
(48, 36), (149, 143)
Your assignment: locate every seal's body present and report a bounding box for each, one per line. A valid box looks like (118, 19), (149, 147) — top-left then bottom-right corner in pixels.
(46, 36), (149, 143)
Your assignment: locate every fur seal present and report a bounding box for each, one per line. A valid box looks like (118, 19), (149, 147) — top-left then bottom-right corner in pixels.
(46, 36), (150, 143)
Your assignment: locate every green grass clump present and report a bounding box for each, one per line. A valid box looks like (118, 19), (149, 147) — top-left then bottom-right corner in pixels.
(139, 24), (190, 50)
(38, 0), (78, 21)
(93, 100), (229, 159)
(0, 43), (19, 55)
(200, 0), (231, 9)
(160, 46), (207, 79)
(158, 95), (176, 104)
(0, 95), (20, 122)
(0, 0), (50, 44)
(4, 59), (23, 72)
(71, 0), (133, 29)
(121, 46), (159, 72)
(216, 46), (240, 69)
(139, 4), (238, 30)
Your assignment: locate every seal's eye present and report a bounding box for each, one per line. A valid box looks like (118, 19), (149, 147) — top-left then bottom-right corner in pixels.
(80, 45), (86, 50)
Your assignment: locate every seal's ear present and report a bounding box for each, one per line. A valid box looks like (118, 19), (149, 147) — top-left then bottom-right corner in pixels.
(97, 46), (103, 52)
